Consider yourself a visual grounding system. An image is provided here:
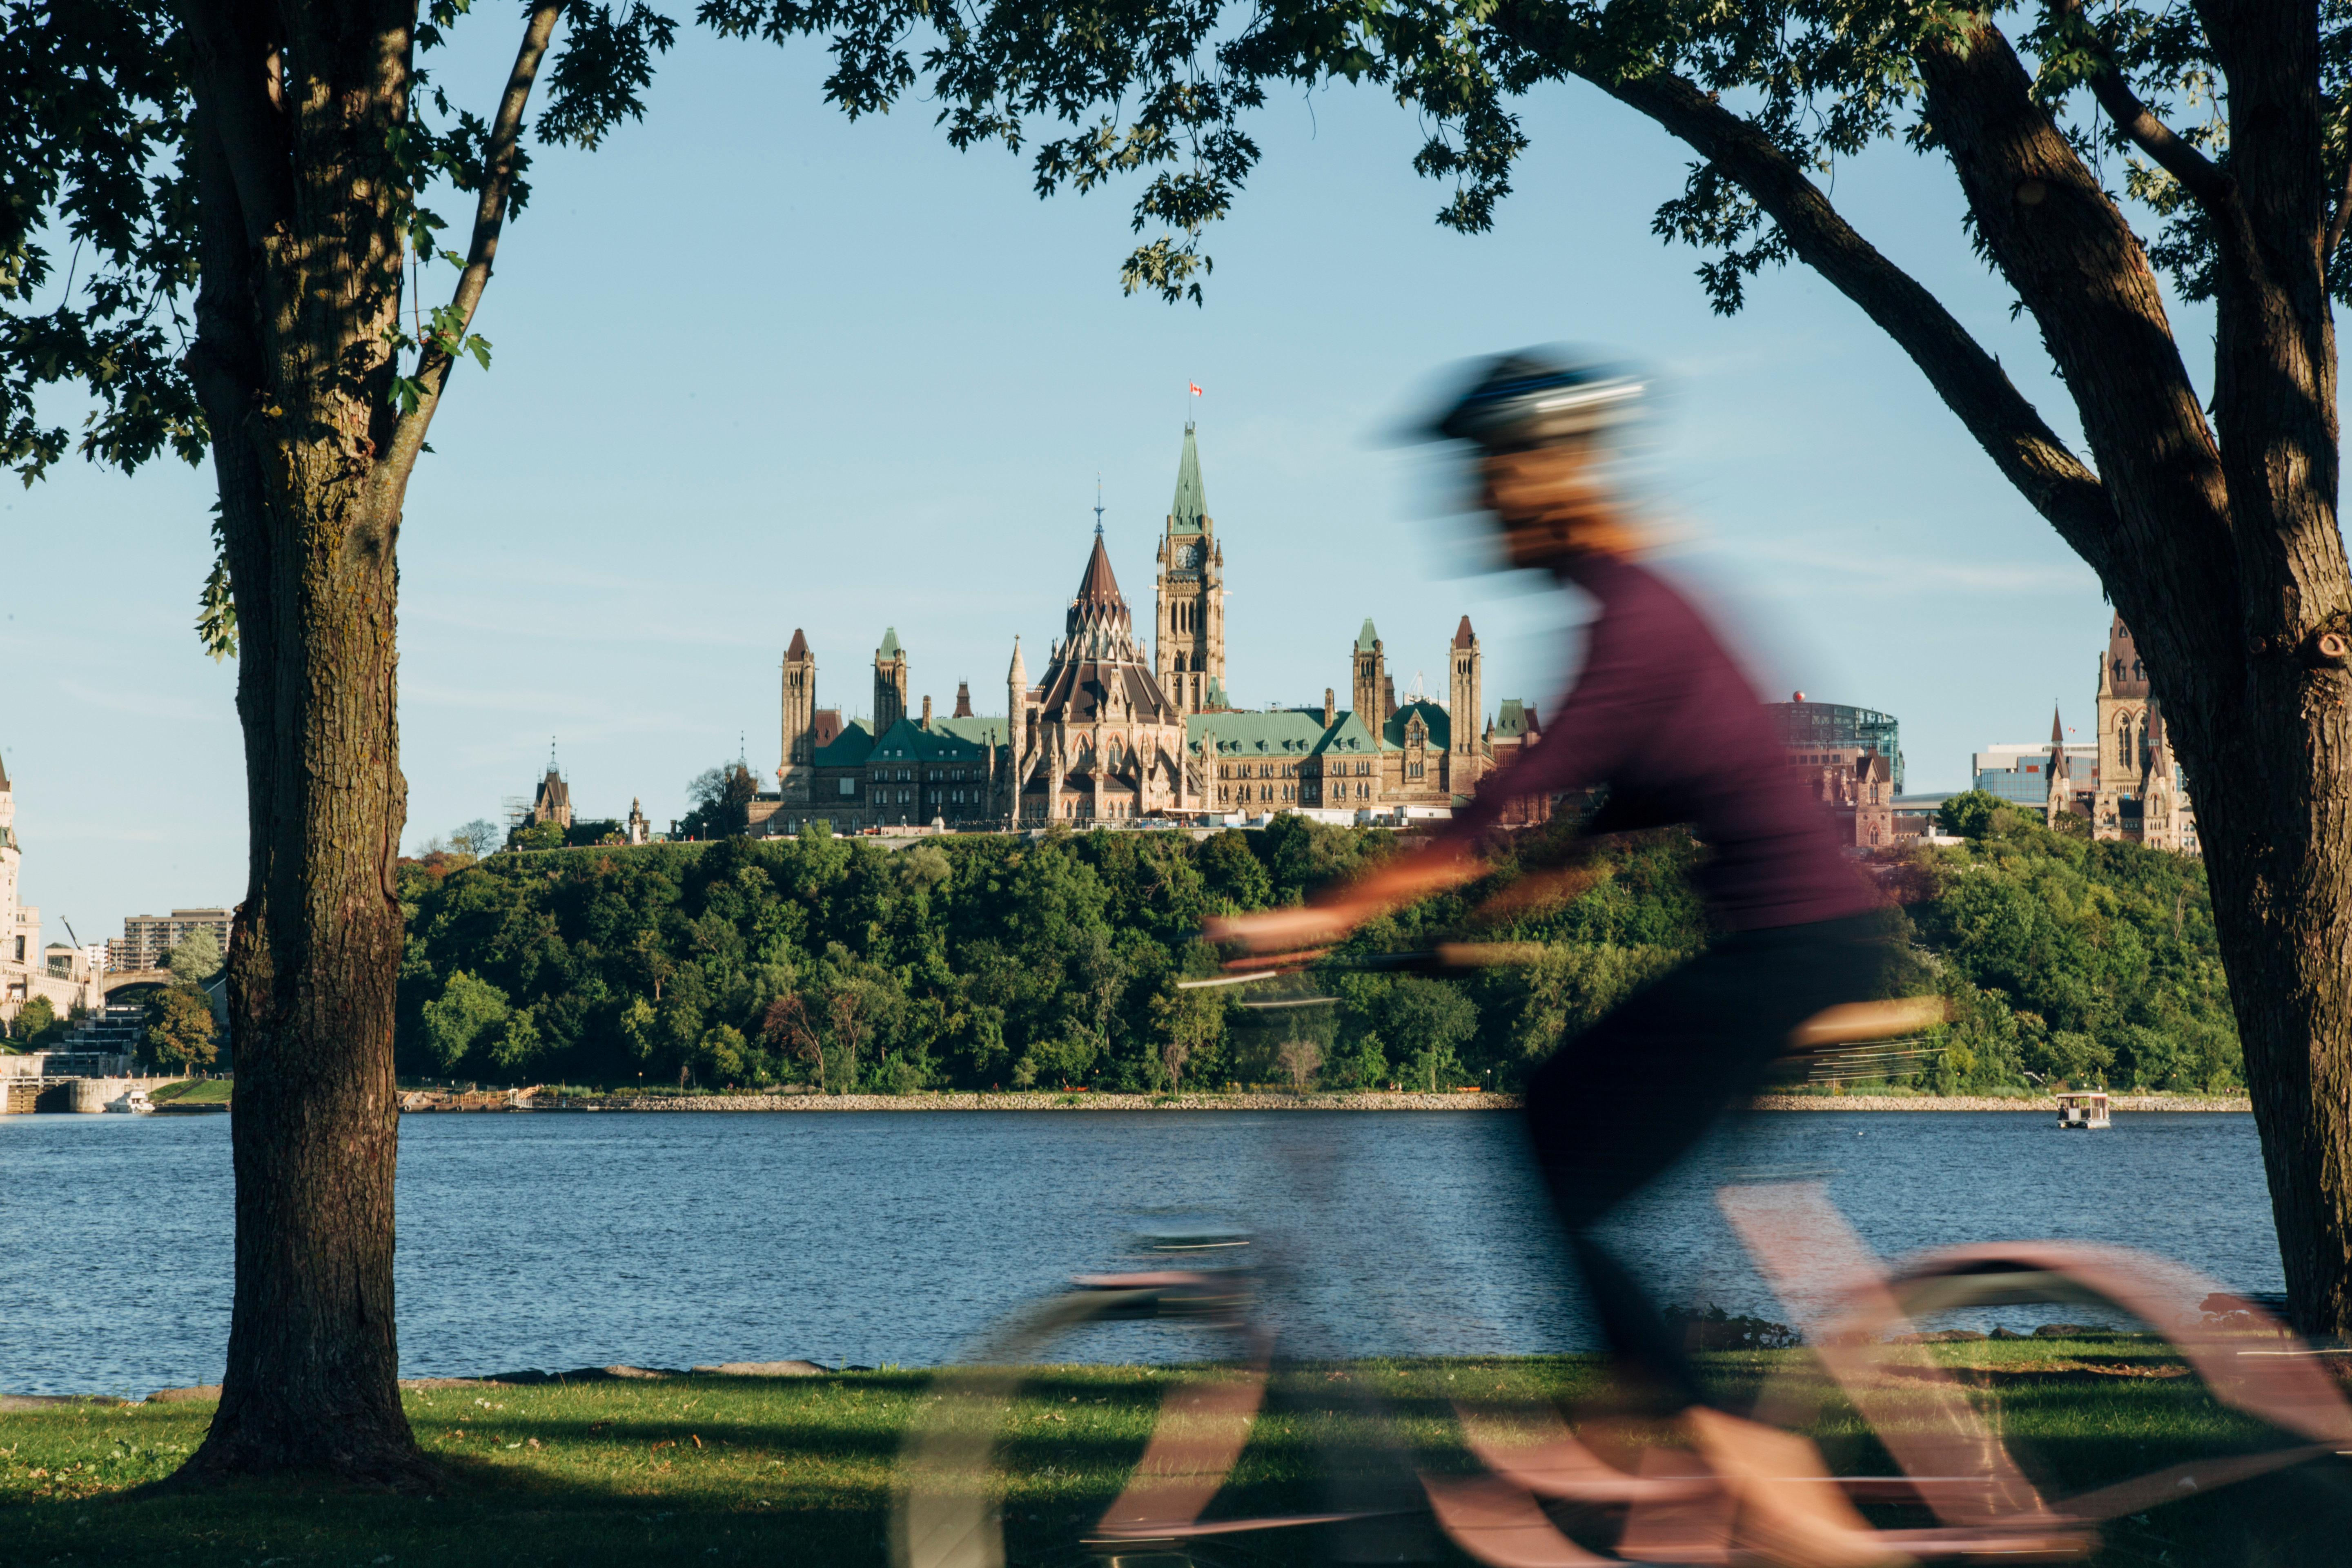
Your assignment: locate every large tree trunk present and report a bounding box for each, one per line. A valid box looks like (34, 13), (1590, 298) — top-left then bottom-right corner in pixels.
(177, 0), (428, 1481)
(2192, 706), (2352, 1335)
(197, 425), (419, 1481)
(1908, 15), (2352, 1337)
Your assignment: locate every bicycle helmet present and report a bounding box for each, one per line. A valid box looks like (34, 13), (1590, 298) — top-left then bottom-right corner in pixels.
(1428, 349), (1644, 448)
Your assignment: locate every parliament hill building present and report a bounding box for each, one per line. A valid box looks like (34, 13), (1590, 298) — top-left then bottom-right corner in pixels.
(752, 423), (1534, 834)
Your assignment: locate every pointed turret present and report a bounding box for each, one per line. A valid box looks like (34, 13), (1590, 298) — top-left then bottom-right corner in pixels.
(1169, 422), (1208, 534)
(1067, 531), (1133, 641)
(1075, 533), (1121, 608)
(1356, 618), (1380, 652)
(2050, 705), (2065, 747)
(786, 627), (809, 660)
(1453, 615), (1476, 649)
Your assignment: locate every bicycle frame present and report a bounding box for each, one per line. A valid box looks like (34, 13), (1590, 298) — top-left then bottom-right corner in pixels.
(895, 1180), (2352, 1568)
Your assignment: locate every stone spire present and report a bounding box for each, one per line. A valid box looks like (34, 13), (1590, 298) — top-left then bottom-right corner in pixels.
(2045, 704), (2072, 827)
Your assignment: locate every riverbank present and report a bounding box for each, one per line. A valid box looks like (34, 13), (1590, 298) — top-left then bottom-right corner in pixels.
(392, 1087), (2254, 1113)
(1749, 1092), (2253, 1111)
(1, 1345), (2333, 1566)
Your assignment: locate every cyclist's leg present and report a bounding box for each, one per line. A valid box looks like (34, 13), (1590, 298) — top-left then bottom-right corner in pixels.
(1523, 913), (1887, 1407)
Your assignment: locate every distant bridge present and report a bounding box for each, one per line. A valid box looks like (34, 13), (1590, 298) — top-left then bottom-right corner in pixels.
(100, 968), (172, 998)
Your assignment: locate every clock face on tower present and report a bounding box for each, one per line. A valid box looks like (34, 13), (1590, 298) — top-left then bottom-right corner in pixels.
(1178, 543), (1201, 569)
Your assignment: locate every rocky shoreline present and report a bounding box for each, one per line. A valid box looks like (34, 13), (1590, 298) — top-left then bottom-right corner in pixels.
(1747, 1093), (2252, 1112)
(393, 1088), (2253, 1114)
(0, 1362), (845, 1412)
(403, 1088), (1524, 1112)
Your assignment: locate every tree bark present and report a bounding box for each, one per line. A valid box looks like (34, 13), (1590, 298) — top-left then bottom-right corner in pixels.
(1911, 16), (2352, 1338)
(176, 0), (428, 1482)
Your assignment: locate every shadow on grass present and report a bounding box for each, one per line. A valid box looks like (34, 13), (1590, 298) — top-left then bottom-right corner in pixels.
(7, 1356), (2352, 1567)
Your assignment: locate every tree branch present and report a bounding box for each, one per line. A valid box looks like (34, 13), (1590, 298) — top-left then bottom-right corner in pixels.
(378, 0), (564, 497)
(2323, 155), (2352, 263)
(183, 0), (297, 245)
(2053, 0), (2236, 214)
(1491, 3), (2115, 570)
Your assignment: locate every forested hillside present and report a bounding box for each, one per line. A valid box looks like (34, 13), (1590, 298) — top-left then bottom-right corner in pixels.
(393, 803), (2240, 1094)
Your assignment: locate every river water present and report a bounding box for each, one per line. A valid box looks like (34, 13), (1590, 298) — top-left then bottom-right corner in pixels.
(0, 1110), (2283, 1398)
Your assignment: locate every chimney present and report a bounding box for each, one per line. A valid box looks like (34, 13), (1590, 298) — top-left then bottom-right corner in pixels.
(921, 695), (933, 730)
(953, 681), (973, 719)
(1323, 687), (1335, 728)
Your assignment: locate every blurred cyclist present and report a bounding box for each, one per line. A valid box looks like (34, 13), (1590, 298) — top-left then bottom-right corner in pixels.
(1207, 351), (1907, 1567)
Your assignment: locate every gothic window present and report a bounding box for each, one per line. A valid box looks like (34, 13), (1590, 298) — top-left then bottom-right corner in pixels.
(840, 779), (855, 797)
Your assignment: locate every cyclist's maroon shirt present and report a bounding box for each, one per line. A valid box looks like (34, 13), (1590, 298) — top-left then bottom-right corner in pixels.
(1441, 552), (1879, 931)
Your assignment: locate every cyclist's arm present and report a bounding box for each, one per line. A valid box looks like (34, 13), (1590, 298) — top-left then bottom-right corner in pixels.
(1210, 586), (1649, 955)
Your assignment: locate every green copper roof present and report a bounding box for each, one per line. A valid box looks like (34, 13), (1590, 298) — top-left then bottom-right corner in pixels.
(814, 721), (875, 767)
(878, 628), (902, 658)
(1493, 698), (1531, 738)
(1355, 619), (1380, 653)
(1186, 709), (1381, 757)
(866, 716), (996, 761)
(932, 714), (1011, 748)
(1383, 699), (1451, 753)
(1169, 423), (1207, 535)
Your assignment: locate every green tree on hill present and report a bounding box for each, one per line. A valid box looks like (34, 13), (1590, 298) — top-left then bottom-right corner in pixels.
(392, 809), (2238, 1101)
(7, 995), (64, 1049)
(419, 971), (514, 1076)
(166, 928), (223, 986)
(145, 987), (220, 1072)
(679, 763), (759, 840)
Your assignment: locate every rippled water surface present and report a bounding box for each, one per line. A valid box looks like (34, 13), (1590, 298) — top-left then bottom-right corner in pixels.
(0, 1109), (2281, 1396)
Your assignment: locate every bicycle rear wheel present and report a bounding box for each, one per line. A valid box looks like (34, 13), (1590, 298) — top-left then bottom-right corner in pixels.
(1874, 1244), (2352, 1565)
(894, 1269), (1269, 1568)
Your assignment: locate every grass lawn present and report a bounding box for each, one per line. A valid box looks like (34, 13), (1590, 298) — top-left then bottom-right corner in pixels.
(148, 1078), (233, 1106)
(2, 1343), (2345, 1566)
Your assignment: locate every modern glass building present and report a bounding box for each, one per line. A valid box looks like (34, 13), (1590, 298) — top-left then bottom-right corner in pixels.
(1764, 702), (1904, 793)
(1973, 765), (2056, 806)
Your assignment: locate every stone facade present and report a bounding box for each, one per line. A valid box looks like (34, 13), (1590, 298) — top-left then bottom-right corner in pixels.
(529, 765), (572, 829)
(2089, 615), (2197, 852)
(872, 629), (910, 736)
(757, 420), (1536, 833)
(1, 753), (103, 1027)
(778, 628), (816, 804)
(1483, 699), (1553, 826)
(1009, 532), (1192, 823)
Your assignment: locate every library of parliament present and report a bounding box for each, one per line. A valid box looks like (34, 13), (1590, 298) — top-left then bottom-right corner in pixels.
(752, 424), (1541, 833)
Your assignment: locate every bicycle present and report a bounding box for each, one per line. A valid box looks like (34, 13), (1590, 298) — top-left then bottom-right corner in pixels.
(891, 971), (2352, 1568)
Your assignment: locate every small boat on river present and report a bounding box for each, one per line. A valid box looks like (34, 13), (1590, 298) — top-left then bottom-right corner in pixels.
(102, 1087), (156, 1115)
(2056, 1090), (2110, 1130)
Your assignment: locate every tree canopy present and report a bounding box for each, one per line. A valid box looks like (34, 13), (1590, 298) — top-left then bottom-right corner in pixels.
(396, 813), (2236, 1095)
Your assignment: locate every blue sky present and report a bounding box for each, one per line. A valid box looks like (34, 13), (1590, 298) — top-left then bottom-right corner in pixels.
(5, 21), (2184, 945)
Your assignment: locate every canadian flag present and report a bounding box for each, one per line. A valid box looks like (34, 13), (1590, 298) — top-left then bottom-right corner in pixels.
(1188, 382), (1203, 396)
